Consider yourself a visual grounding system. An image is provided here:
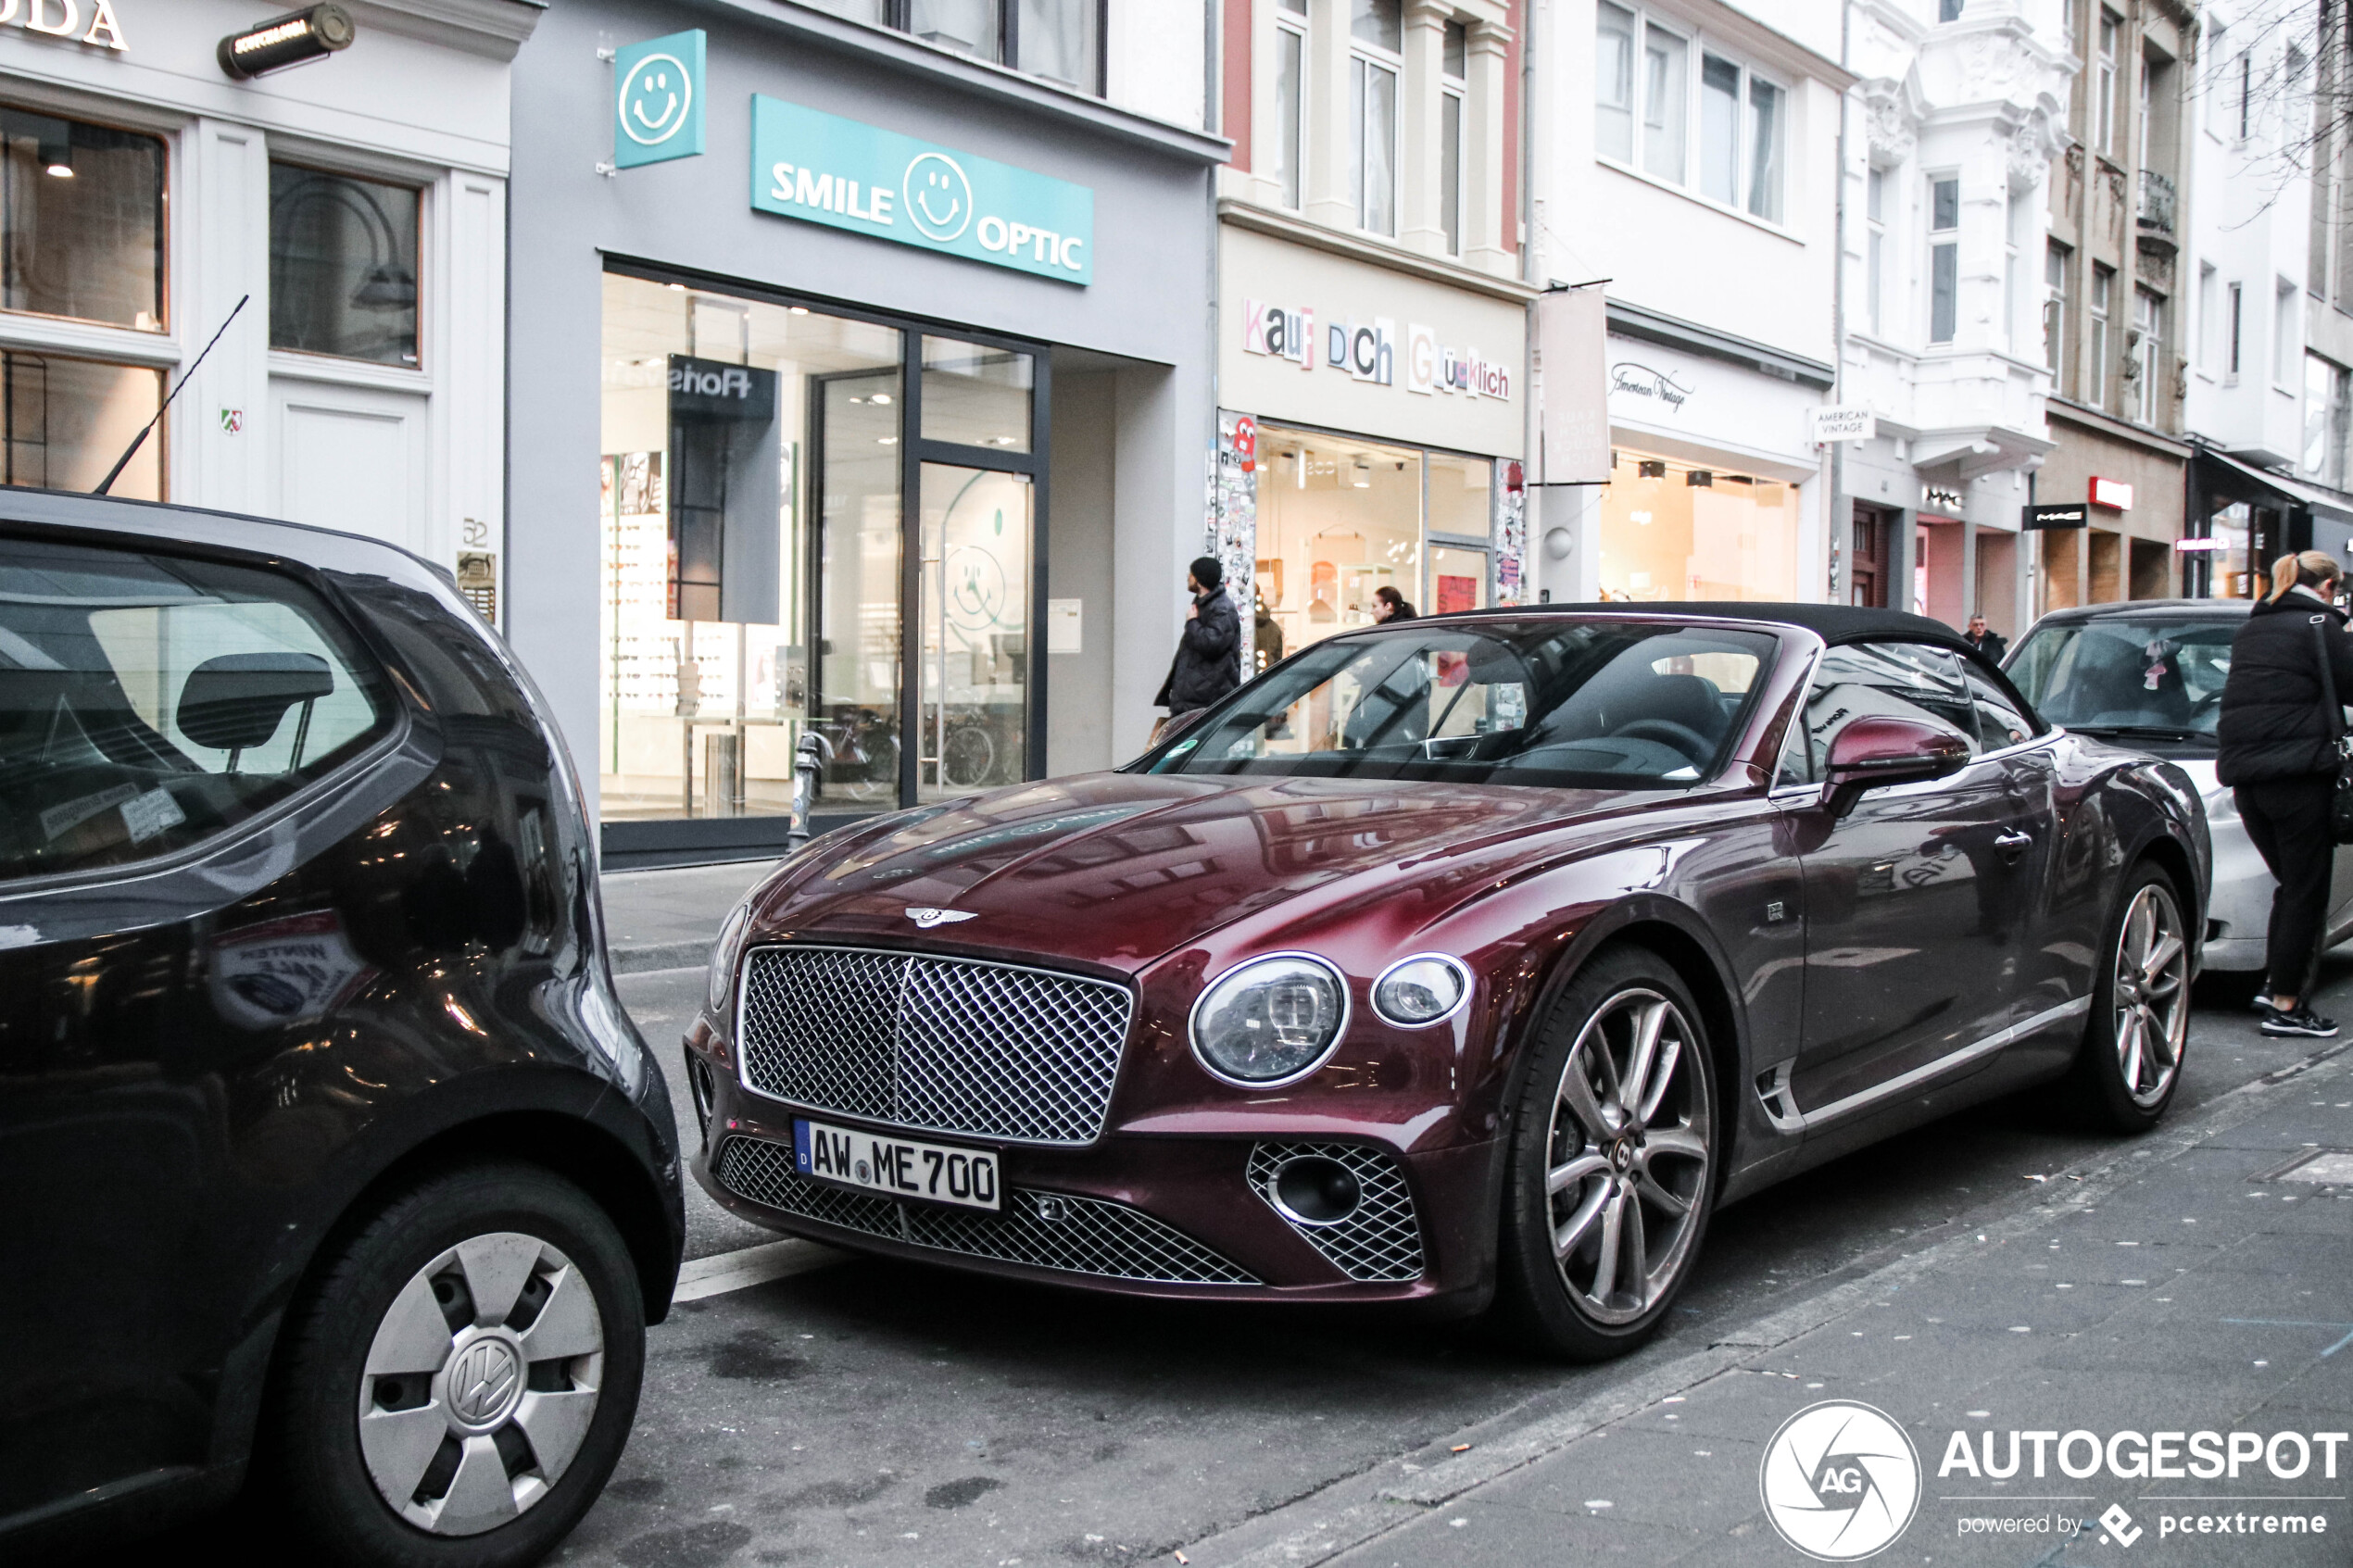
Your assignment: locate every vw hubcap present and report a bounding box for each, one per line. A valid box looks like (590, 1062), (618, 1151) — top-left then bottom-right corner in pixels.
(357, 1232), (605, 1536)
(2112, 884), (2188, 1109)
(1543, 987), (1713, 1325)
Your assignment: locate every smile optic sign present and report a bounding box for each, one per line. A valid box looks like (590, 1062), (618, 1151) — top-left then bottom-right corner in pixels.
(750, 96), (1094, 285)
(613, 30), (705, 169)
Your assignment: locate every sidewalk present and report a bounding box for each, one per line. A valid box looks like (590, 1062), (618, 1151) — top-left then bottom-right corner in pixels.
(599, 859), (777, 973)
(1189, 1046), (2353, 1568)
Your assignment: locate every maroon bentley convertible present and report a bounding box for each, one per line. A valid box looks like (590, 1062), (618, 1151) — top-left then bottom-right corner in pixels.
(681, 605), (2208, 1359)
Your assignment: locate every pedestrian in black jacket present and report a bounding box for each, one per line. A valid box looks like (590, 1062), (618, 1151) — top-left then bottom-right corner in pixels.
(2216, 550), (2353, 1037)
(1964, 613), (2007, 665)
(1155, 556), (1242, 721)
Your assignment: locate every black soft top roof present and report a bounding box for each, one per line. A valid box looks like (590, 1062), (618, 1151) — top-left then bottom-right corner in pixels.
(1466, 599), (1975, 652)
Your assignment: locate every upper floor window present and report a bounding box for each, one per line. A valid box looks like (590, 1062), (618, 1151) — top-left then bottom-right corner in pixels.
(1865, 167), (1886, 335)
(2096, 12), (2119, 157)
(808, 0), (1102, 94)
(1350, 0), (1402, 236)
(2304, 352), (2349, 488)
(269, 164), (422, 369)
(0, 106), (165, 333)
(1594, 5), (1784, 224)
(1938, 0), (1964, 20)
(2133, 285), (2162, 422)
(1276, 0), (1306, 210)
(2045, 240), (2071, 382)
(2090, 263), (2114, 405)
(1441, 21), (1466, 256)
(1929, 176), (1959, 344)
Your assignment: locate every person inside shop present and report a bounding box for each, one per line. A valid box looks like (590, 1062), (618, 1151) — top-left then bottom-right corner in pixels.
(1373, 585), (1418, 623)
(2216, 549), (2353, 1040)
(1964, 612), (2007, 665)
(1253, 584), (1284, 675)
(1153, 556), (1241, 741)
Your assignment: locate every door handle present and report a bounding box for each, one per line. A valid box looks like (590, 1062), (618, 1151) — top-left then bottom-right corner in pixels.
(1994, 828), (2033, 856)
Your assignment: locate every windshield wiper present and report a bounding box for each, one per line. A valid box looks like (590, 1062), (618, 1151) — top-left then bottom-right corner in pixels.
(2067, 722), (2212, 742)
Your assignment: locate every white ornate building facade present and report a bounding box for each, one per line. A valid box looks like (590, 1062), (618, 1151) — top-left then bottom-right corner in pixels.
(1834, 0), (2075, 633)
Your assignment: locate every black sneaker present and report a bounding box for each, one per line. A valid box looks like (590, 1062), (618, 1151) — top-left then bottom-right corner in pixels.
(2261, 1006), (2339, 1038)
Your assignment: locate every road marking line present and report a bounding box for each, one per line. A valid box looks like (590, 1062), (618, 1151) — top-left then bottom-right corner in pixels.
(673, 1238), (843, 1301)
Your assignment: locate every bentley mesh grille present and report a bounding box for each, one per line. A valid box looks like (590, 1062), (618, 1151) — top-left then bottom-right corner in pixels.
(736, 945), (1134, 1147)
(713, 1135), (1257, 1286)
(1248, 1142), (1427, 1284)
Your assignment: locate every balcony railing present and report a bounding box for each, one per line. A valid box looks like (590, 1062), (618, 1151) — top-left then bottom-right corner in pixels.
(2137, 169), (2177, 236)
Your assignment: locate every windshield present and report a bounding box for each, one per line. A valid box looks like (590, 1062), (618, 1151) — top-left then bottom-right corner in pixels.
(2006, 617), (2235, 739)
(1145, 620), (1780, 787)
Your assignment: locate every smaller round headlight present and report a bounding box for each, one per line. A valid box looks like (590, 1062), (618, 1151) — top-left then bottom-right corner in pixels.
(1190, 954), (1349, 1086)
(1372, 953), (1471, 1027)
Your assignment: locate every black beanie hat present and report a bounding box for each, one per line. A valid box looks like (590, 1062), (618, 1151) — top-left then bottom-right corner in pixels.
(1189, 555), (1224, 589)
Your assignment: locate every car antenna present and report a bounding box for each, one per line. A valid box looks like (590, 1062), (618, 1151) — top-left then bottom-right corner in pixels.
(94, 293), (249, 496)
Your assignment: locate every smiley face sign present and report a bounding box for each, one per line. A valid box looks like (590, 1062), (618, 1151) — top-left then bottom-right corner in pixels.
(903, 153), (974, 243)
(613, 30), (706, 169)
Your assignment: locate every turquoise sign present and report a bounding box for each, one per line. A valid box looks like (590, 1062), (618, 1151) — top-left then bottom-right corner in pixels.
(749, 96), (1094, 285)
(614, 31), (705, 169)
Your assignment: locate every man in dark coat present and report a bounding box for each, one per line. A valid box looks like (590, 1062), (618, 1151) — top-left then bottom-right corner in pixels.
(1964, 613), (2007, 665)
(1157, 556), (1242, 717)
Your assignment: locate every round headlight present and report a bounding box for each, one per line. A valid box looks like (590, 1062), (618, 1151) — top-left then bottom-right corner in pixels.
(1372, 953), (1471, 1027)
(1189, 954), (1350, 1086)
(707, 901), (752, 1017)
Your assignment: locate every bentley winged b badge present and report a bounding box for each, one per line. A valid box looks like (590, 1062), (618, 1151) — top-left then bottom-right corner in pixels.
(904, 907), (977, 930)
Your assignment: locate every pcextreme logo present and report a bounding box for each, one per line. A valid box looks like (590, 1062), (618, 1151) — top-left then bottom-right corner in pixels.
(1759, 1401), (1922, 1561)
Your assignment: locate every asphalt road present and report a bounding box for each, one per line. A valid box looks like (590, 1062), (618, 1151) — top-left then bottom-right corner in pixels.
(62, 960), (2351, 1568)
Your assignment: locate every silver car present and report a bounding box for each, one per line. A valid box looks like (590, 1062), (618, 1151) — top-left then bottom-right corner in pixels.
(2007, 599), (2353, 975)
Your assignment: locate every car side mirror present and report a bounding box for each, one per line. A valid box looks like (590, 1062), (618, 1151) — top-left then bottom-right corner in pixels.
(1820, 717), (1971, 816)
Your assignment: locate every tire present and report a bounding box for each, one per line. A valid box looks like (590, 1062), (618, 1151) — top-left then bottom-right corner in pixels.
(1492, 947), (1719, 1361)
(2072, 862), (2192, 1133)
(259, 1161), (646, 1568)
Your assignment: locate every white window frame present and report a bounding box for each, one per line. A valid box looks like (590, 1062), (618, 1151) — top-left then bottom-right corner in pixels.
(2096, 11), (2119, 157)
(1865, 165), (1886, 337)
(2227, 279), (2244, 383)
(2090, 263), (2114, 406)
(1441, 28), (1466, 257)
(1274, 0), (1307, 212)
(1927, 172), (1960, 345)
(1592, 3), (1791, 230)
(2045, 240), (2070, 383)
(1348, 6), (1403, 237)
(2133, 284), (2162, 423)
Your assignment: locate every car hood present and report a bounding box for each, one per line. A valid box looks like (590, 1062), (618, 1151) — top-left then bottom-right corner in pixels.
(749, 771), (1671, 972)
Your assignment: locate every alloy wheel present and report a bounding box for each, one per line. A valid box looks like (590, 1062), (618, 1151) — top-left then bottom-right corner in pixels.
(1542, 986), (1713, 1325)
(2111, 882), (2189, 1108)
(357, 1231), (606, 1536)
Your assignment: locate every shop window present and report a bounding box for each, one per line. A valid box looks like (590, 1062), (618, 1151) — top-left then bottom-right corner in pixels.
(1596, 4), (1636, 164)
(1598, 451), (1798, 604)
(0, 351), (162, 500)
(598, 272), (904, 825)
(916, 461), (1032, 802)
(1350, 0), (1401, 237)
(0, 107), (164, 332)
(2090, 263), (2114, 405)
(921, 336), (1033, 452)
(1928, 176), (1959, 345)
(1256, 428), (1423, 657)
(268, 164), (422, 368)
(1276, 0), (1307, 210)
(1441, 23), (1466, 257)
(2303, 352), (2350, 487)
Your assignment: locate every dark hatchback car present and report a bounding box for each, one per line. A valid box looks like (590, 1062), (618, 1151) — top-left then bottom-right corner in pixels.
(687, 604), (2206, 1361)
(0, 493), (682, 1565)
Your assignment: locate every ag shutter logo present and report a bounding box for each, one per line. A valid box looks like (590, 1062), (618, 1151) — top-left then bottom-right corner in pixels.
(613, 30), (705, 169)
(903, 152), (973, 243)
(1760, 1401), (1922, 1561)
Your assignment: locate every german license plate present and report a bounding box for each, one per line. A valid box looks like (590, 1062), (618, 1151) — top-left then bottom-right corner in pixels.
(792, 1118), (1000, 1212)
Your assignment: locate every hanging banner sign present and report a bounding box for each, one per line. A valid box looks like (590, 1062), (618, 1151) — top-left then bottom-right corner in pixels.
(613, 30), (705, 169)
(1537, 288), (1609, 483)
(750, 96), (1093, 284)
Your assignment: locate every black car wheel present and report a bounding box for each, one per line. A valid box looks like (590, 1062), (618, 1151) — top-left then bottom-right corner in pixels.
(1494, 947), (1718, 1361)
(2073, 862), (2191, 1132)
(262, 1161), (645, 1568)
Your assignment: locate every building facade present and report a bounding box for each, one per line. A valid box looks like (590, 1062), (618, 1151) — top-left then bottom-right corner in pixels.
(1836, 0), (2071, 638)
(2035, 0), (2198, 612)
(0, 0), (531, 603)
(1529, 0), (1853, 609)
(1212, 0), (1530, 678)
(508, 1), (1224, 866)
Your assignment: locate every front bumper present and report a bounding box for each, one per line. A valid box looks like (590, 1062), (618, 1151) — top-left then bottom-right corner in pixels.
(2205, 815), (2278, 972)
(685, 1033), (1497, 1311)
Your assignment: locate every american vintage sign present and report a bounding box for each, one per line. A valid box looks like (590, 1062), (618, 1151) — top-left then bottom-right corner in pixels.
(1240, 298), (1512, 401)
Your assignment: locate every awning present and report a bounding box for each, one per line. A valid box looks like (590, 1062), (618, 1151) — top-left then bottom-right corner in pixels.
(2196, 447), (2353, 526)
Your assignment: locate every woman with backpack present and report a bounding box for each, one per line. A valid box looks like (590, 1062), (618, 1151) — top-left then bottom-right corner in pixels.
(2216, 550), (2353, 1038)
